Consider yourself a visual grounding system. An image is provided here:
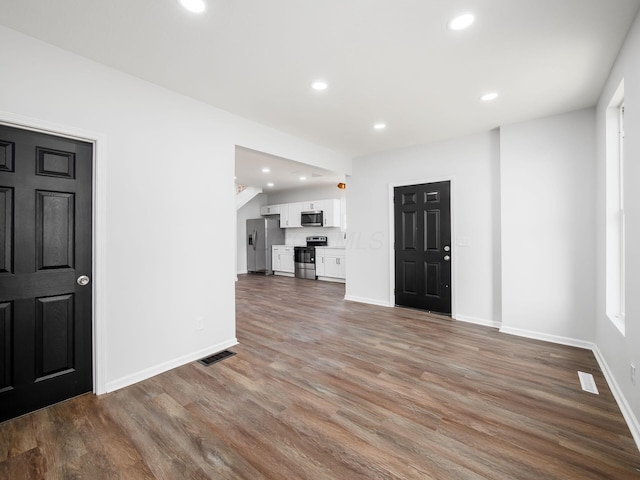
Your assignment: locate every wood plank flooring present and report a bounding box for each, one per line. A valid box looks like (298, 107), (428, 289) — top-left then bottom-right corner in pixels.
(1, 273), (640, 479)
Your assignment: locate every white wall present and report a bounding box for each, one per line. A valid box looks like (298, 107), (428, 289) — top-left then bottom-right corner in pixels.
(236, 194), (267, 274)
(499, 109), (596, 344)
(596, 11), (640, 440)
(346, 131), (501, 325)
(281, 227), (345, 247)
(0, 27), (351, 392)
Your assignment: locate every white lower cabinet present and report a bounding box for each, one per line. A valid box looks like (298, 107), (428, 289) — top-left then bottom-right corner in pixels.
(272, 245), (295, 275)
(315, 247), (345, 281)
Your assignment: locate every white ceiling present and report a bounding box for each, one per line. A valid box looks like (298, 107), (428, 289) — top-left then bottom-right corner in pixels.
(235, 146), (345, 192)
(1, 0), (639, 190)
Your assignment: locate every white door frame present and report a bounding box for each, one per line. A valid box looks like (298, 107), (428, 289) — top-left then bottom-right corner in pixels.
(0, 110), (107, 395)
(388, 175), (456, 317)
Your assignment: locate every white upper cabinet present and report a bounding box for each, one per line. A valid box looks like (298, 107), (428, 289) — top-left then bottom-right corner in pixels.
(260, 204), (280, 215)
(301, 200), (321, 211)
(279, 202), (302, 228)
(318, 199), (340, 227)
(265, 199), (341, 228)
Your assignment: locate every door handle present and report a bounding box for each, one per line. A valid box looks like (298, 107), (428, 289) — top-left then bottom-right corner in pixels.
(444, 255), (450, 262)
(77, 275), (90, 286)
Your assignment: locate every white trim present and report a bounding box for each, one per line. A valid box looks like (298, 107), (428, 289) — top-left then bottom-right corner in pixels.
(344, 295), (393, 308)
(500, 324), (640, 452)
(317, 276), (345, 283)
(273, 272), (295, 278)
(591, 344), (640, 451)
(388, 176), (456, 315)
(499, 325), (594, 350)
(455, 314), (500, 329)
(0, 110), (108, 395)
(105, 338), (239, 393)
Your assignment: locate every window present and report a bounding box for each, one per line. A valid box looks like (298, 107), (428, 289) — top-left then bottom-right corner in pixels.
(605, 80), (625, 334)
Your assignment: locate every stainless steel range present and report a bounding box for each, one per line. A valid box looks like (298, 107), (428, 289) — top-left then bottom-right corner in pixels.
(294, 236), (328, 279)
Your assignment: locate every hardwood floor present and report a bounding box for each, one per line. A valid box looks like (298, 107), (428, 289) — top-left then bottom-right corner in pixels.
(1, 274), (639, 479)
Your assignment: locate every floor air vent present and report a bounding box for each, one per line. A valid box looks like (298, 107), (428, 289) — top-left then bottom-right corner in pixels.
(578, 371), (599, 394)
(198, 350), (236, 367)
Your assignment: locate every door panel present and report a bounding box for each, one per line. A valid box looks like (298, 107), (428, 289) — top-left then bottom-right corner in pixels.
(0, 187), (12, 273)
(425, 210), (440, 251)
(0, 141), (14, 171)
(402, 210), (417, 250)
(36, 147), (76, 178)
(35, 294), (75, 381)
(425, 262), (440, 296)
(0, 124), (93, 423)
(0, 301), (11, 392)
(37, 191), (75, 270)
(403, 261), (417, 294)
(394, 181), (451, 314)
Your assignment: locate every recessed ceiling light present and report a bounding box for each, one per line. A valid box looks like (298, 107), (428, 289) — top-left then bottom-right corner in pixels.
(448, 13), (475, 31)
(311, 81), (328, 91)
(261, 167), (270, 173)
(179, 0), (206, 13)
(300, 176), (307, 181)
(373, 123), (386, 130)
(481, 92), (499, 101)
(267, 182), (274, 187)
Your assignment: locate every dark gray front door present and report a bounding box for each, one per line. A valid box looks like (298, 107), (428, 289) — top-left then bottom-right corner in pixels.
(0, 124), (93, 422)
(394, 181), (452, 314)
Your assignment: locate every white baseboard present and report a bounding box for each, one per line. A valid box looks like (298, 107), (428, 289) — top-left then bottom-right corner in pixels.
(344, 295), (393, 307)
(454, 314), (501, 329)
(500, 325), (640, 452)
(318, 276), (345, 283)
(591, 344), (640, 452)
(274, 272), (295, 277)
(499, 325), (595, 350)
(104, 338), (239, 393)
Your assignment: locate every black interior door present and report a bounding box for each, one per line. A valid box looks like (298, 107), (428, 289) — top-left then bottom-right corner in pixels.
(0, 124), (93, 422)
(394, 181), (451, 314)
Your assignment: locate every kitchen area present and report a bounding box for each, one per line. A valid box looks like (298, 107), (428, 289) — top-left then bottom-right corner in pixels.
(244, 197), (346, 283)
(235, 145), (349, 284)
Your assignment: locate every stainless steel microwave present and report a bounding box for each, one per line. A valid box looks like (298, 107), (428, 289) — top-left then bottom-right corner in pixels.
(301, 210), (323, 227)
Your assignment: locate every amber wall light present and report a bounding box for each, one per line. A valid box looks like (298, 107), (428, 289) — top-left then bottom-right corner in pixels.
(337, 182), (346, 189)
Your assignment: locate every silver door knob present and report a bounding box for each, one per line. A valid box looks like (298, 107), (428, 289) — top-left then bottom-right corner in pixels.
(77, 275), (90, 286)
(444, 255), (450, 261)
(444, 246), (450, 252)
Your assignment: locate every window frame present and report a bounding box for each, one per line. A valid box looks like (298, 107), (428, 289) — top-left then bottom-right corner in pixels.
(605, 81), (625, 334)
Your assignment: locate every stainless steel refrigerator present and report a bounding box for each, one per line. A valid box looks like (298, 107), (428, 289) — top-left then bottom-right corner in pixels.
(246, 217), (285, 274)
